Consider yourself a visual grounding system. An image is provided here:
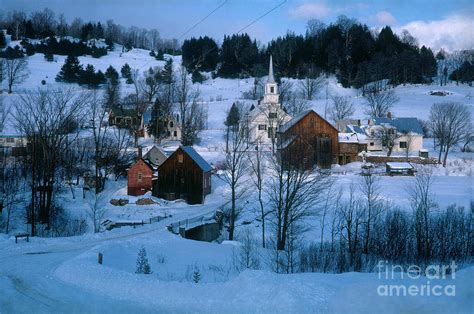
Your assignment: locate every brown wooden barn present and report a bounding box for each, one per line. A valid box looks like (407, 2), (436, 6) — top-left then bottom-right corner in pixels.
(278, 110), (339, 169)
(127, 147), (154, 196)
(154, 146), (211, 204)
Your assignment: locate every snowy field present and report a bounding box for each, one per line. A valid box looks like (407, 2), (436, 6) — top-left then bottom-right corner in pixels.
(1, 44), (473, 313)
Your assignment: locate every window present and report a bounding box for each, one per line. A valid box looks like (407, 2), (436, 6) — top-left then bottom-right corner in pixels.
(170, 121), (174, 127)
(137, 172), (143, 182)
(388, 129), (395, 135)
(270, 86), (274, 93)
(258, 124), (267, 130)
(173, 131), (177, 137)
(370, 142), (375, 146)
(6, 138), (14, 143)
(178, 154), (183, 163)
(269, 112), (277, 119)
(399, 141), (407, 149)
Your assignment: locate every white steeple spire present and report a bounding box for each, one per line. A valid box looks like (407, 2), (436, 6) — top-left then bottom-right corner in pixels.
(268, 55), (275, 83)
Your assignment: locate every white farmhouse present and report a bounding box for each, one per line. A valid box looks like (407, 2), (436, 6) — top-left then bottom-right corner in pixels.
(365, 115), (424, 153)
(244, 56), (292, 146)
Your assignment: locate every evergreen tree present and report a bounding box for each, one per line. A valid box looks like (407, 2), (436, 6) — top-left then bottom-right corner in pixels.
(191, 70), (204, 83)
(135, 246), (152, 274)
(0, 31), (6, 49)
(155, 49), (164, 61)
(105, 65), (119, 84)
(121, 63), (132, 80)
(182, 36), (219, 72)
(56, 55), (82, 82)
(162, 58), (174, 84)
(44, 52), (54, 62)
(224, 103), (240, 153)
(192, 268), (201, 283)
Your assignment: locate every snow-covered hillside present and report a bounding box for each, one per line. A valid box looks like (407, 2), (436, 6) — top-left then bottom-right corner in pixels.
(1, 42), (473, 313)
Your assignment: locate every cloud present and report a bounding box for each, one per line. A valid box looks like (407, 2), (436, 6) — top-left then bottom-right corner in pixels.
(289, 3), (330, 19)
(395, 14), (474, 51)
(374, 11), (397, 25)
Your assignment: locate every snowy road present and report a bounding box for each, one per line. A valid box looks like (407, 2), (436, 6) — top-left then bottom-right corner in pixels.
(0, 203), (220, 313)
(0, 225), (166, 313)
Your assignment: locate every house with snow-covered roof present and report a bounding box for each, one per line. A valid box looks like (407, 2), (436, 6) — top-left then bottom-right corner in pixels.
(364, 113), (424, 154)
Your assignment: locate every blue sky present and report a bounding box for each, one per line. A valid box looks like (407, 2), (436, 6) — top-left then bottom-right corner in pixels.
(2, 0), (473, 50)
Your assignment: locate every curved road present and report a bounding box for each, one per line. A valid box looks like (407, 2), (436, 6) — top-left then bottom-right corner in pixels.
(0, 206), (218, 313)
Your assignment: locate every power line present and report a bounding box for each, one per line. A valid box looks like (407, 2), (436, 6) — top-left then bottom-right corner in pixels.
(235, 0), (286, 34)
(191, 0), (287, 71)
(178, 0), (228, 40)
(139, 0), (227, 71)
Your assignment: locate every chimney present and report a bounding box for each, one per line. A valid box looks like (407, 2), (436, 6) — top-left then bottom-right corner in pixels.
(138, 146), (142, 160)
(387, 112), (392, 119)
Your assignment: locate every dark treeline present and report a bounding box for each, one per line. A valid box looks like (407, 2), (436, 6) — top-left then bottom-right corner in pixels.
(182, 16), (439, 89)
(0, 8), (179, 54)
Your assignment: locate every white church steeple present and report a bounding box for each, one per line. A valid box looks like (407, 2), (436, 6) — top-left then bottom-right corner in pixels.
(268, 55), (275, 83)
(264, 55), (279, 103)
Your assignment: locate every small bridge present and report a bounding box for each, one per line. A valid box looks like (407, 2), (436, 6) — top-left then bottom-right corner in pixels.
(167, 209), (224, 242)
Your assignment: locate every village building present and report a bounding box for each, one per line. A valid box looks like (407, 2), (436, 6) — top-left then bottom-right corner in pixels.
(154, 146), (211, 204)
(143, 145), (168, 167)
(244, 56), (292, 146)
(338, 132), (367, 165)
(277, 109), (339, 169)
(108, 107), (139, 127)
(364, 115), (424, 153)
(142, 108), (182, 142)
(127, 147), (155, 196)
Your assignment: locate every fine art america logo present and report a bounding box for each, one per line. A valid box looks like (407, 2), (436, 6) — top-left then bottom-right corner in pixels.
(376, 260), (457, 297)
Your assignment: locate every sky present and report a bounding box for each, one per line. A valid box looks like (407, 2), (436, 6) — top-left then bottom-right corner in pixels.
(2, 0), (473, 51)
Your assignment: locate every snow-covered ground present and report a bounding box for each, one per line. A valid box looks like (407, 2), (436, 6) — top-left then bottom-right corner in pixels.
(1, 215), (473, 313)
(1, 43), (473, 313)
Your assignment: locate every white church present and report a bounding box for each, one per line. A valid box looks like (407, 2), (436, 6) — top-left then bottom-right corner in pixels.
(245, 56), (292, 146)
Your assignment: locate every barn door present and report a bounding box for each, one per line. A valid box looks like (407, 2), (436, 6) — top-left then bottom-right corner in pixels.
(315, 137), (332, 169)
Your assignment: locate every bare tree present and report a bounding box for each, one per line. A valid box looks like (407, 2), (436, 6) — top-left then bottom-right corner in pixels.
(3, 57), (29, 93)
(233, 228), (260, 271)
(364, 90), (399, 118)
(337, 184), (364, 268)
(329, 95), (355, 123)
(360, 169), (382, 254)
(176, 66), (205, 145)
(267, 151), (330, 251)
(298, 74), (324, 100)
(409, 167), (436, 262)
(87, 192), (107, 233)
(249, 142), (269, 248)
(221, 113), (249, 241)
(13, 88), (86, 233)
(140, 66), (162, 103)
(283, 91), (310, 117)
(429, 102), (471, 166)
(374, 125), (398, 156)
(2, 162), (21, 233)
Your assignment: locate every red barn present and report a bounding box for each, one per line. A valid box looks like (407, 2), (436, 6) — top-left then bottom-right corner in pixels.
(127, 147), (154, 196)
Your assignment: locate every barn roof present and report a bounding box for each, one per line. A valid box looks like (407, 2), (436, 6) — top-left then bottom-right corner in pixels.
(182, 146), (212, 172)
(279, 109), (337, 134)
